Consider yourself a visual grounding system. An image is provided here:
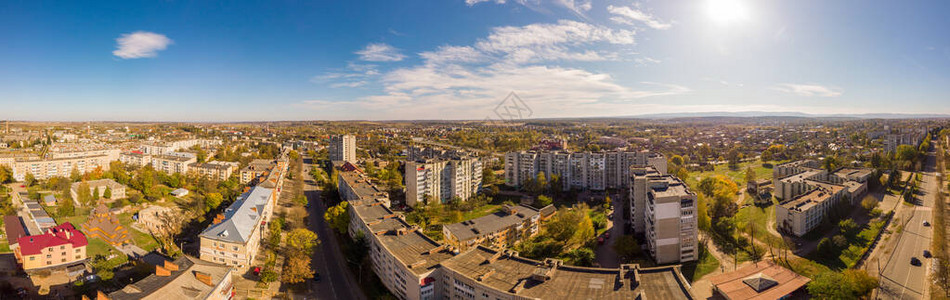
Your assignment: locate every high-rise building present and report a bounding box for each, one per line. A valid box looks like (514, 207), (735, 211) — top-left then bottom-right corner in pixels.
(628, 170), (697, 264)
(504, 150), (666, 191)
(405, 154), (482, 206)
(329, 134), (357, 163)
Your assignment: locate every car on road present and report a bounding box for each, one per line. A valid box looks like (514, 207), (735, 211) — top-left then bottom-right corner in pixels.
(598, 237), (605, 245)
(605, 232), (611, 239)
(923, 220), (930, 227)
(911, 257), (922, 266)
(924, 250), (932, 258)
(313, 272), (321, 282)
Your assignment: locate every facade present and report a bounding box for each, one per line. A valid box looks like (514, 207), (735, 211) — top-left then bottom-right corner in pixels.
(629, 173), (698, 264)
(405, 155), (483, 206)
(70, 179), (127, 202)
(505, 150), (666, 191)
(773, 160), (869, 204)
(339, 167), (694, 300)
(150, 154), (197, 174)
(442, 204), (541, 252)
(82, 202), (131, 246)
(189, 161), (238, 181)
(119, 151), (152, 167)
(11, 153), (116, 181)
(329, 134), (357, 163)
(198, 186), (276, 270)
(239, 159), (278, 185)
(884, 131), (925, 153)
(108, 256), (234, 300)
(775, 186), (847, 237)
(14, 223), (88, 271)
(141, 139), (223, 156)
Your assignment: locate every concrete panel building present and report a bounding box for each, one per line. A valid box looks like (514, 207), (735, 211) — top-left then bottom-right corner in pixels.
(442, 204), (541, 252)
(505, 150), (666, 191)
(329, 134), (357, 163)
(405, 155), (482, 207)
(198, 186), (276, 270)
(775, 186), (847, 237)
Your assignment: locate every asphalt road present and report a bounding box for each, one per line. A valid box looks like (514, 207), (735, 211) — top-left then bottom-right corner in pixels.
(304, 160), (365, 300)
(877, 147), (936, 300)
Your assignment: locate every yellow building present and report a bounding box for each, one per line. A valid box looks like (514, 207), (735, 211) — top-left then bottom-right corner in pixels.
(14, 222), (88, 271)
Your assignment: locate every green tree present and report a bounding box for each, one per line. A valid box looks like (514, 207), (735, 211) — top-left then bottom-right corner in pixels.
(285, 228), (320, 257)
(670, 155), (685, 166)
(24, 173), (36, 187)
(807, 270), (877, 299)
(0, 165), (11, 184)
(93, 186), (100, 200)
(325, 201), (351, 234)
(744, 166), (756, 184)
(205, 193), (224, 210)
(535, 195), (553, 208)
(103, 186), (112, 199)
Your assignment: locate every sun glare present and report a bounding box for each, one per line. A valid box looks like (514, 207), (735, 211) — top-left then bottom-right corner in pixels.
(706, 0), (750, 25)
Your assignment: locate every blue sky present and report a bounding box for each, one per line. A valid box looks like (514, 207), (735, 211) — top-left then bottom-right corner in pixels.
(1, 0), (948, 121)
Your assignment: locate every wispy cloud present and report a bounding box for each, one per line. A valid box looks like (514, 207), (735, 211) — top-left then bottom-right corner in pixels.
(607, 5), (671, 30)
(773, 83), (842, 97)
(465, 0), (591, 17)
(356, 43), (406, 62)
(312, 62), (379, 88)
(112, 31), (173, 59)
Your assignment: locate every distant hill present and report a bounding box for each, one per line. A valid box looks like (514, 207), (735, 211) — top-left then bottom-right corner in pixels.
(625, 111), (950, 120)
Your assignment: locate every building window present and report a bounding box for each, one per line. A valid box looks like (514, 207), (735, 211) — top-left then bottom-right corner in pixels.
(75, 248), (81, 253)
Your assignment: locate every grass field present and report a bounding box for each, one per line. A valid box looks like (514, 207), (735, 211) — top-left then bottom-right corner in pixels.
(681, 243), (721, 282)
(461, 204), (502, 221)
(685, 161), (776, 188)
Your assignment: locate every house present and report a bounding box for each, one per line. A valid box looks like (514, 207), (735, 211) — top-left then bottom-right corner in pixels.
(107, 256), (234, 300)
(70, 179), (127, 204)
(14, 223), (88, 271)
(3, 216), (27, 251)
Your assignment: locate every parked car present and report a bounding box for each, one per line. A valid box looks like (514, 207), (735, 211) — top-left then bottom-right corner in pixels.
(924, 250), (932, 258)
(313, 272), (321, 282)
(911, 257), (922, 266)
(605, 232), (611, 239)
(598, 237), (605, 245)
(253, 266), (261, 276)
(923, 221), (930, 227)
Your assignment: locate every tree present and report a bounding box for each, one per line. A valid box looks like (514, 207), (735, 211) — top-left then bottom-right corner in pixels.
(77, 182), (92, 205)
(205, 193), (224, 210)
(24, 173), (36, 187)
(807, 270), (877, 298)
(93, 186), (100, 200)
(822, 155), (838, 173)
(670, 155), (685, 166)
(744, 166), (756, 184)
(103, 186), (112, 199)
(281, 255), (314, 283)
(860, 197), (878, 212)
(838, 218), (859, 236)
(0, 165), (11, 184)
(535, 195), (553, 208)
(563, 248), (595, 266)
(57, 196), (75, 217)
(325, 201), (350, 234)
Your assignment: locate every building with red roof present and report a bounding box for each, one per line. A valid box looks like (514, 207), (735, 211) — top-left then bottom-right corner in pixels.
(14, 222), (89, 271)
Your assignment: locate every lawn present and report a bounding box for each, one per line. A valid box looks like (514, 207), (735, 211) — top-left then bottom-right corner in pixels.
(735, 200), (786, 249)
(461, 204), (502, 221)
(686, 161), (775, 187)
(681, 243), (721, 282)
(58, 210), (161, 252)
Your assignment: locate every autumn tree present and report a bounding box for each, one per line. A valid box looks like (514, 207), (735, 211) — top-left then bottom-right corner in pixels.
(324, 201), (350, 234)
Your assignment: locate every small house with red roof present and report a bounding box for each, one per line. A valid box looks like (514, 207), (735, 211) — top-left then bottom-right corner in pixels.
(14, 222), (89, 271)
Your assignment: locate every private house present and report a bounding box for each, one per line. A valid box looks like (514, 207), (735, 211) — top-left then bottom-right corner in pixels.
(81, 202), (131, 246)
(14, 223), (88, 271)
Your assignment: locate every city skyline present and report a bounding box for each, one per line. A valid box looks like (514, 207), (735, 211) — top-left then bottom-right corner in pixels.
(2, 0), (949, 121)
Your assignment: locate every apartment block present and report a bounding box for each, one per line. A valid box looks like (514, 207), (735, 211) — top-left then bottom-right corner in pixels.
(150, 154), (198, 175)
(329, 134), (357, 163)
(190, 161), (238, 181)
(11, 153), (116, 182)
(505, 150), (666, 191)
(108, 256), (234, 300)
(405, 157), (483, 206)
(199, 186), (276, 270)
(442, 204), (541, 252)
(119, 151), (152, 167)
(141, 139), (223, 155)
(629, 173), (698, 264)
(775, 186), (847, 237)
(773, 160), (869, 204)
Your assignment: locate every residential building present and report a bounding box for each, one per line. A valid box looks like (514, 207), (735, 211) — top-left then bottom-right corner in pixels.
(338, 166), (694, 300)
(14, 223), (88, 271)
(141, 139), (223, 156)
(11, 154), (116, 181)
(329, 134), (357, 163)
(150, 154), (197, 174)
(189, 161), (238, 181)
(82, 202), (131, 246)
(108, 256), (234, 300)
(505, 150), (666, 191)
(775, 186), (847, 237)
(198, 186), (276, 270)
(442, 204), (541, 252)
(119, 151), (152, 167)
(773, 160), (869, 204)
(15, 192), (57, 233)
(239, 159), (278, 185)
(3, 216), (27, 252)
(70, 179), (127, 202)
(708, 261), (810, 300)
(631, 173), (698, 264)
(405, 154), (482, 206)
(338, 163), (391, 208)
(884, 131), (925, 153)
(439, 247), (694, 300)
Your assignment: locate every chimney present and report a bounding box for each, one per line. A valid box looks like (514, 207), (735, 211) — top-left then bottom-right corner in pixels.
(164, 260), (179, 271)
(194, 271), (214, 287)
(155, 265), (171, 277)
(212, 214), (225, 225)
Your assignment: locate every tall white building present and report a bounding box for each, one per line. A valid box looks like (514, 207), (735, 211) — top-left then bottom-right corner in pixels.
(505, 150), (666, 191)
(628, 169), (697, 264)
(405, 155), (482, 206)
(329, 134), (357, 163)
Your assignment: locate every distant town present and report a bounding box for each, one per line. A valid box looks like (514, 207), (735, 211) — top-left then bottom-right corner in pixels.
(0, 118), (946, 299)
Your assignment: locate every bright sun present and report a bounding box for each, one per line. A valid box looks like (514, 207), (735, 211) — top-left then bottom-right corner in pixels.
(706, 0), (750, 25)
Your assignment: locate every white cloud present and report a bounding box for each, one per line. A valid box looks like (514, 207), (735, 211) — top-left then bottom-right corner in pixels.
(607, 5), (672, 30)
(420, 46), (485, 65)
(312, 62), (379, 87)
(465, 0), (507, 5)
(355, 43), (406, 62)
(773, 83), (842, 97)
(475, 20), (636, 64)
(112, 31), (173, 59)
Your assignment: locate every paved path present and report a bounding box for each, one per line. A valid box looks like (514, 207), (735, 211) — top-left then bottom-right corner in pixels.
(595, 192), (623, 268)
(304, 160), (366, 300)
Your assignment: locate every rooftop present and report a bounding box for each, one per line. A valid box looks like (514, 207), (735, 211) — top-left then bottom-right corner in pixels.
(440, 246), (693, 299)
(17, 223), (88, 256)
(779, 186), (839, 212)
(350, 198), (453, 275)
(443, 205), (539, 242)
(108, 256), (232, 300)
(199, 186), (273, 244)
(707, 261), (809, 300)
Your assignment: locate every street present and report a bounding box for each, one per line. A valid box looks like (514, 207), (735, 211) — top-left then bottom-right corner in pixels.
(875, 146), (937, 299)
(303, 159), (366, 300)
